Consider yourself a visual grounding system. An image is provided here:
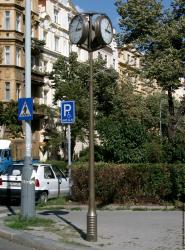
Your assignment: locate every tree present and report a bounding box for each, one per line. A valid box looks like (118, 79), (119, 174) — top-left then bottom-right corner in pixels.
(0, 101), (22, 138)
(115, 0), (185, 138)
(49, 52), (119, 157)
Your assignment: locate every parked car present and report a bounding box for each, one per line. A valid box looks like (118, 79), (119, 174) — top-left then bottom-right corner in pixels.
(0, 163), (69, 203)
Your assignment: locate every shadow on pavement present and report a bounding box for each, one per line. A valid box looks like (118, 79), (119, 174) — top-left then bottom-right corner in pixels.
(39, 210), (86, 240)
(0, 199), (19, 215)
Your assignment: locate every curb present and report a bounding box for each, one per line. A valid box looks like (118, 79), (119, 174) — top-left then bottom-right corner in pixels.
(0, 224), (99, 250)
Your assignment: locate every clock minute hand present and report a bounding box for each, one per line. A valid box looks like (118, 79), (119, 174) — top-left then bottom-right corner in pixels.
(76, 21), (80, 31)
(105, 29), (111, 33)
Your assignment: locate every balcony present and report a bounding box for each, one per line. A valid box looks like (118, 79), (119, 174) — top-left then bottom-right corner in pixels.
(31, 66), (45, 85)
(33, 103), (50, 117)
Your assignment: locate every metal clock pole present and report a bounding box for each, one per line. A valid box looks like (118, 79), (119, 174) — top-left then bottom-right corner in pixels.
(69, 12), (113, 242)
(87, 13), (97, 242)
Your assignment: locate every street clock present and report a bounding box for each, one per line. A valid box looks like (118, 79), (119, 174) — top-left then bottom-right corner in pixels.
(95, 15), (113, 45)
(69, 15), (89, 45)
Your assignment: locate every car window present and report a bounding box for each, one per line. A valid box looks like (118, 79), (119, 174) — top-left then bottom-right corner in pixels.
(52, 166), (66, 179)
(33, 165), (38, 172)
(44, 166), (55, 179)
(5, 164), (23, 175)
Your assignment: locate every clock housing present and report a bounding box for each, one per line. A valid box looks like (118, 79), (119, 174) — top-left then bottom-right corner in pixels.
(69, 15), (89, 45)
(95, 15), (113, 46)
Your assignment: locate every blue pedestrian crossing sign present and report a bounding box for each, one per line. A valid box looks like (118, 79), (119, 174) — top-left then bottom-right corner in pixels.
(61, 101), (75, 124)
(18, 98), (33, 121)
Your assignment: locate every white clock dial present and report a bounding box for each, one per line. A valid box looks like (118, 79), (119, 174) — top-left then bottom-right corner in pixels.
(69, 15), (88, 45)
(95, 15), (113, 45)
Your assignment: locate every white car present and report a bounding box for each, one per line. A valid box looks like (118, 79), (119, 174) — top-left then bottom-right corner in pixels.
(0, 163), (69, 203)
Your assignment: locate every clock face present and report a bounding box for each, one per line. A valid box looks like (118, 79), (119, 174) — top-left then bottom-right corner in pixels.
(69, 15), (88, 45)
(95, 15), (113, 45)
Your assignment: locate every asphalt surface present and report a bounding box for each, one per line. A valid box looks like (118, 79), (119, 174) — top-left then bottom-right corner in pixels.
(0, 205), (184, 250)
(0, 237), (36, 250)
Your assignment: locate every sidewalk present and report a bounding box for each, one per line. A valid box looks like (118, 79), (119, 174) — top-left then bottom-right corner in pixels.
(0, 204), (183, 250)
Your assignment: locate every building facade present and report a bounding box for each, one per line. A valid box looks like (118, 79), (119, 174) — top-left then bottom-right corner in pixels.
(0, 0), (43, 158)
(118, 45), (159, 95)
(0, 0), (119, 160)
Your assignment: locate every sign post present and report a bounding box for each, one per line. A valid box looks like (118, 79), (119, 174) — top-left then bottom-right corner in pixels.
(61, 101), (75, 194)
(20, 0), (35, 218)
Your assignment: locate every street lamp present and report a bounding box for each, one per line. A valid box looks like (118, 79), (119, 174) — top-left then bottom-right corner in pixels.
(69, 13), (113, 242)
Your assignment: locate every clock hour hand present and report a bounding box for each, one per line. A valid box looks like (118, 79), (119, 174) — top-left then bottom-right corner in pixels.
(76, 20), (82, 31)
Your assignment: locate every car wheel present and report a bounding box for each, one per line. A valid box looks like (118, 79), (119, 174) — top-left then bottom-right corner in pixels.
(39, 192), (48, 204)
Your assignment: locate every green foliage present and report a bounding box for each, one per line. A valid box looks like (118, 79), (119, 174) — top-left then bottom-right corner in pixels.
(115, 0), (185, 138)
(162, 135), (185, 163)
(71, 163), (185, 204)
(49, 52), (119, 155)
(96, 117), (148, 163)
(0, 101), (22, 136)
(50, 52), (89, 148)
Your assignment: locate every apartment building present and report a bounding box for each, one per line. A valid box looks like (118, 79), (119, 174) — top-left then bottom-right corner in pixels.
(0, 0), (119, 160)
(118, 45), (159, 95)
(0, 0), (44, 156)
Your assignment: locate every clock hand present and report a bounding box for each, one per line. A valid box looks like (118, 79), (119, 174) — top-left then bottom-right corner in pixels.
(106, 23), (110, 31)
(105, 29), (111, 33)
(76, 21), (80, 31)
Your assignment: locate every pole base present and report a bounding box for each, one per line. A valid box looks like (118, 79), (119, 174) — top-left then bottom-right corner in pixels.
(87, 214), (97, 242)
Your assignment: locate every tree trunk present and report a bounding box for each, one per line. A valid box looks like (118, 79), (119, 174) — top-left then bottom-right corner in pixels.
(167, 87), (176, 138)
(167, 87), (185, 139)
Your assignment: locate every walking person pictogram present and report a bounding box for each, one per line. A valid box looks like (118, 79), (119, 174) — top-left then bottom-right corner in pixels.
(18, 98), (33, 121)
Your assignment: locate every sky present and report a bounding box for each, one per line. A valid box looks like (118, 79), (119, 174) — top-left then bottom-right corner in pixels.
(72, 0), (172, 32)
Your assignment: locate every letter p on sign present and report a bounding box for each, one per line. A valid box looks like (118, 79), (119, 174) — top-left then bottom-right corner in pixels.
(64, 104), (71, 117)
(61, 100), (75, 124)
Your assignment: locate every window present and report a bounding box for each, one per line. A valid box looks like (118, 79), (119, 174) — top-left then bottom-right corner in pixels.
(31, 27), (34, 38)
(126, 54), (130, 63)
(31, 56), (36, 68)
(43, 30), (47, 43)
(44, 166), (55, 179)
(43, 61), (47, 72)
(69, 42), (72, 53)
(98, 52), (102, 59)
(16, 83), (21, 99)
(43, 90), (48, 105)
(54, 36), (59, 51)
(5, 46), (10, 64)
(54, 9), (59, 23)
(105, 55), (107, 65)
(16, 12), (21, 31)
(113, 58), (115, 68)
(5, 11), (10, 30)
(16, 47), (21, 66)
(5, 82), (10, 100)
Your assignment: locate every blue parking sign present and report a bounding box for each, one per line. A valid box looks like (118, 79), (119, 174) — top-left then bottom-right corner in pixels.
(61, 101), (75, 124)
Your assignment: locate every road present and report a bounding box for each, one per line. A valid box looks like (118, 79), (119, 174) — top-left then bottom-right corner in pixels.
(39, 209), (184, 250)
(0, 237), (36, 250)
(0, 204), (184, 250)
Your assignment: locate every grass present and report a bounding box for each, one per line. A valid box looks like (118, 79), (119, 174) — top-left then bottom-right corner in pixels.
(5, 215), (54, 230)
(37, 196), (69, 210)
